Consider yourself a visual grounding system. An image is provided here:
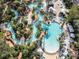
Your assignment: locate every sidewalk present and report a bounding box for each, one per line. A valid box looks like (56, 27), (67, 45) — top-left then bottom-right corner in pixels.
(43, 52), (59, 59)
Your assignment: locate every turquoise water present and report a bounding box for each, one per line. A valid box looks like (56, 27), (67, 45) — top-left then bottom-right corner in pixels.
(31, 25), (37, 42)
(7, 23), (16, 43)
(28, 3), (37, 9)
(31, 22), (63, 53)
(6, 1), (63, 53)
(42, 22), (63, 53)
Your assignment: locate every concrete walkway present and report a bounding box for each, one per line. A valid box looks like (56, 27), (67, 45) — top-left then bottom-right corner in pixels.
(54, 0), (63, 22)
(43, 52), (59, 59)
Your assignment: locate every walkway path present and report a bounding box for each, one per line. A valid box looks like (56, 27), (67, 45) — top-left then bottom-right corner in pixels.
(43, 52), (59, 59)
(54, 0), (63, 22)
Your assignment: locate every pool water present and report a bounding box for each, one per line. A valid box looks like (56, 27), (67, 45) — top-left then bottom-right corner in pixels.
(29, 21), (63, 53)
(6, 1), (63, 53)
(42, 22), (63, 53)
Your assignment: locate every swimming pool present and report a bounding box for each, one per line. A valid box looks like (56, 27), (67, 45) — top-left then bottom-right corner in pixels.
(6, 1), (63, 53)
(31, 20), (63, 53)
(42, 22), (63, 54)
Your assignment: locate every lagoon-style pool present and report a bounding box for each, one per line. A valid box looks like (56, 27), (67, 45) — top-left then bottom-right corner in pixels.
(6, 1), (63, 53)
(7, 20), (63, 54)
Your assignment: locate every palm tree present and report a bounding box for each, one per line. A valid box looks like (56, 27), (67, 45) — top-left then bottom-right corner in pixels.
(36, 24), (43, 38)
(23, 20), (28, 26)
(25, 42), (40, 59)
(3, 7), (15, 22)
(66, 4), (79, 22)
(63, 0), (73, 9)
(0, 39), (19, 59)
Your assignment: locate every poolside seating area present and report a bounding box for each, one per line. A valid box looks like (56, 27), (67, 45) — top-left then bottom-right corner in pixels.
(59, 21), (77, 59)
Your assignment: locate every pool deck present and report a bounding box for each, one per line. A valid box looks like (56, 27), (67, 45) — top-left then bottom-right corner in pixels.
(43, 51), (59, 59)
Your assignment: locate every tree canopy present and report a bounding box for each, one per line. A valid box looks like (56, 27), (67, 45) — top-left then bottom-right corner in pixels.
(0, 38), (40, 59)
(66, 5), (79, 22)
(63, 0), (73, 9)
(0, 39), (18, 59)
